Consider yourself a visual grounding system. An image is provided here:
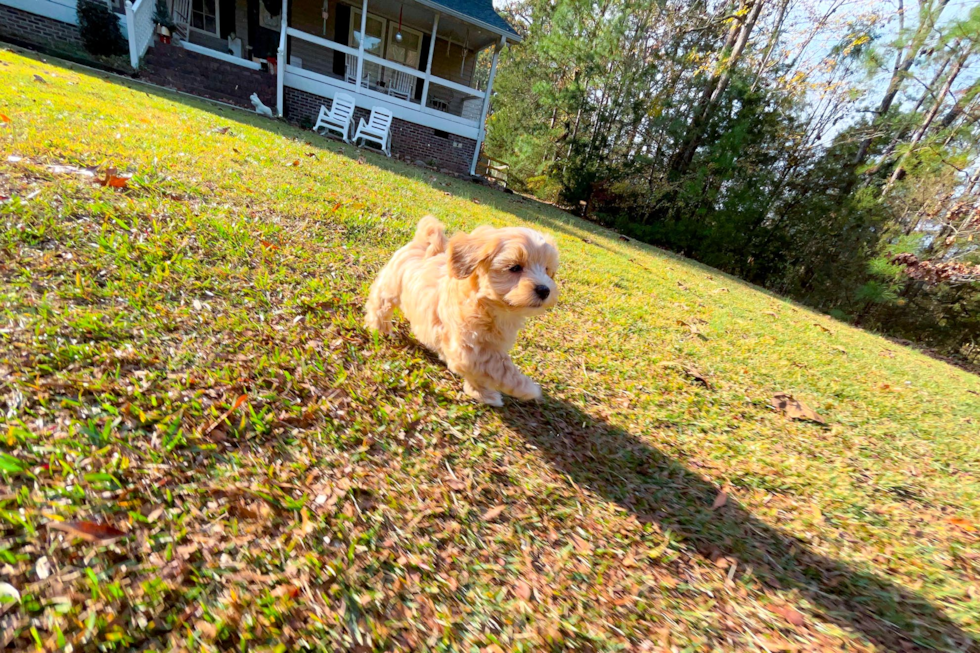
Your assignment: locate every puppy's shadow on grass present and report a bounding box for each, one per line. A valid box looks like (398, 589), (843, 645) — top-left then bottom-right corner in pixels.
(500, 395), (974, 652)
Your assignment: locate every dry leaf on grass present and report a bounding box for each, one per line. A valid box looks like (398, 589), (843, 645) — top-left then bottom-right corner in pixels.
(948, 517), (977, 532)
(99, 167), (131, 188)
(659, 361), (712, 389)
(212, 126), (230, 134)
(35, 556), (51, 580)
(0, 582), (20, 604)
(514, 580), (532, 601)
(48, 163), (98, 178)
(33, 74), (46, 83)
(711, 491), (728, 510)
(814, 323), (832, 333)
(771, 392), (826, 424)
(771, 605), (806, 627)
(201, 394), (249, 435)
(0, 113), (10, 123)
(47, 520), (126, 543)
(481, 505), (506, 521)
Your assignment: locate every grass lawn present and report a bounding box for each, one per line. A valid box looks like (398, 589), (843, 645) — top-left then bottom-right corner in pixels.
(1, 46), (979, 652)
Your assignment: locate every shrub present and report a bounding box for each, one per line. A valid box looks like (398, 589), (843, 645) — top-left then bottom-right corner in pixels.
(77, 0), (128, 57)
(152, 0), (177, 31)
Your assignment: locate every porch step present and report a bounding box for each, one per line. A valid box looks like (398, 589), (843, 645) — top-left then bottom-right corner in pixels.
(140, 42), (276, 110)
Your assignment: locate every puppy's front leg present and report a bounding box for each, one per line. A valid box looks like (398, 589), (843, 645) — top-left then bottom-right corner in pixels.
(457, 350), (541, 402)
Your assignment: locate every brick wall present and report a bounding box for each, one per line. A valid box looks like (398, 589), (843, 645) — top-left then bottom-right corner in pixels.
(140, 42), (277, 109)
(0, 4), (84, 53)
(285, 87), (477, 175)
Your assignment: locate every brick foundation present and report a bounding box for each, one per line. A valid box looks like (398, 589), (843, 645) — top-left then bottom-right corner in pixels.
(285, 86), (477, 175)
(0, 4), (84, 53)
(140, 42), (277, 110)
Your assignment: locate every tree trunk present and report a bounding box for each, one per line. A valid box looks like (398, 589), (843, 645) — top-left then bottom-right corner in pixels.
(669, 0), (766, 176)
(881, 45), (969, 195)
(851, 0), (951, 169)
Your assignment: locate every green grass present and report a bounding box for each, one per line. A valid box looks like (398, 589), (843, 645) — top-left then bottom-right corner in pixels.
(1, 46), (978, 652)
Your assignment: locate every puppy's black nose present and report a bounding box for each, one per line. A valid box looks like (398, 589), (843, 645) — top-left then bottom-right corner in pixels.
(534, 285), (551, 300)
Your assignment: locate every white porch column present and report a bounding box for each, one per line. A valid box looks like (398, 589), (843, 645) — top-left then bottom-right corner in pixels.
(277, 0), (288, 116)
(470, 35), (505, 176)
(354, 0), (368, 88)
(420, 13), (440, 109)
(125, 0), (139, 70)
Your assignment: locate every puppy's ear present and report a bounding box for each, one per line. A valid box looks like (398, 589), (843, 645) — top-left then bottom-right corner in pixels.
(448, 227), (497, 279)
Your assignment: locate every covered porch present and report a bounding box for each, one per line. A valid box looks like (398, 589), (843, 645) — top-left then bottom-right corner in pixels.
(145, 0), (517, 173)
(280, 0), (517, 171)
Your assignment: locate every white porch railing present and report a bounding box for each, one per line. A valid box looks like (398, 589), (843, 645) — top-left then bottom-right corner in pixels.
(125, 0), (155, 70)
(284, 26), (489, 138)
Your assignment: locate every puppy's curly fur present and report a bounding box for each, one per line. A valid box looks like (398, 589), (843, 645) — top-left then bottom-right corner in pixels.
(364, 216), (559, 406)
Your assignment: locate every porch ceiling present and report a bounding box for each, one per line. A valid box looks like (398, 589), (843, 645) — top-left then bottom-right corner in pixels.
(314, 0), (518, 48)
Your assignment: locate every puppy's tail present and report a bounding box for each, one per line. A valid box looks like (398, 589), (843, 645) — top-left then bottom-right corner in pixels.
(412, 215), (448, 257)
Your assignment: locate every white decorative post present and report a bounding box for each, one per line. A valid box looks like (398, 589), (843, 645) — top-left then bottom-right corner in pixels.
(125, 0), (139, 70)
(470, 35), (505, 175)
(354, 0), (368, 89)
(420, 12), (439, 109)
(277, 0), (288, 116)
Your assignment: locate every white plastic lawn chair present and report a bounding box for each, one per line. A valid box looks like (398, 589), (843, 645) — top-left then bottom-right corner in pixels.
(345, 53), (357, 85)
(313, 93), (356, 143)
(353, 106), (393, 156)
(386, 70), (414, 101)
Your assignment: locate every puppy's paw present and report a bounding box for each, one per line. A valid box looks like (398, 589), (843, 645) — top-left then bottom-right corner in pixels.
(512, 380), (542, 402)
(464, 381), (504, 407)
(363, 314), (393, 335)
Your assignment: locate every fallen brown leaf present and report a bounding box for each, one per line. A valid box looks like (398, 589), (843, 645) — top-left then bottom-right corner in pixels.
(771, 605), (806, 627)
(213, 126), (230, 134)
(948, 517), (977, 533)
(771, 392), (826, 424)
(514, 580), (532, 601)
(814, 323), (832, 333)
(202, 394), (249, 435)
(481, 505), (506, 521)
(99, 167), (130, 188)
(711, 491), (728, 510)
(0, 113), (10, 123)
(33, 74), (46, 83)
(47, 520), (126, 543)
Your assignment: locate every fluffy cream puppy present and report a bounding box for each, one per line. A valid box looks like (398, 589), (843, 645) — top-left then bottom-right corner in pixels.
(364, 216), (559, 406)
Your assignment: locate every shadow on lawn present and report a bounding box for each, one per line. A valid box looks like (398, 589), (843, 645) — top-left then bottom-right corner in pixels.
(500, 396), (974, 652)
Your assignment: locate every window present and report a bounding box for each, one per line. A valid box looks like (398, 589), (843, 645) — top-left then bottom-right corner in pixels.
(386, 25), (423, 68)
(350, 10), (387, 84)
(191, 0), (218, 35)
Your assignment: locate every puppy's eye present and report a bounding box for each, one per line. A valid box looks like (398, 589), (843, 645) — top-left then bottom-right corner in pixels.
(508, 265), (523, 273)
